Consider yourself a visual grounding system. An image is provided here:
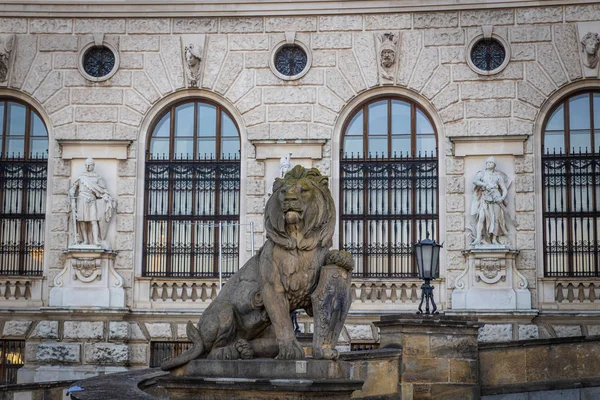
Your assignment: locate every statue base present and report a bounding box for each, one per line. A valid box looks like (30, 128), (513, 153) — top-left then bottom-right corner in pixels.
(49, 248), (125, 308)
(452, 247), (531, 310)
(160, 359), (363, 400)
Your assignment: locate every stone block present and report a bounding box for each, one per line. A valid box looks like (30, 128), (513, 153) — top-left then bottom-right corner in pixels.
(312, 33), (352, 49)
(440, 103), (464, 123)
(446, 176), (465, 194)
(430, 335), (478, 359)
(72, 88), (123, 105)
(338, 50), (366, 92)
(220, 17), (263, 33)
(516, 232), (535, 250)
(517, 7), (563, 24)
(480, 348), (524, 386)
(44, 89), (70, 115)
(449, 360), (478, 383)
(265, 17), (316, 32)
(446, 233), (465, 251)
(511, 26), (551, 42)
(229, 34), (268, 51)
(3, 320), (31, 338)
(114, 233), (134, 251)
(116, 215), (134, 232)
(433, 84), (459, 110)
(237, 89), (262, 114)
(460, 9), (514, 26)
(36, 343), (80, 363)
(0, 18), (27, 33)
(516, 193), (534, 212)
(120, 35), (160, 52)
(517, 213), (535, 231)
(403, 358), (449, 383)
(38, 35), (78, 52)
(446, 195), (464, 212)
(246, 160), (265, 177)
(465, 100), (511, 118)
(537, 44), (568, 88)
(247, 124), (269, 140)
(409, 47), (438, 92)
(461, 82), (515, 100)
(128, 18), (170, 34)
(446, 214), (465, 232)
(423, 28), (464, 46)
(566, 5), (600, 21)
(554, 24), (583, 81)
(468, 119), (509, 136)
(514, 155), (534, 174)
(118, 160), (137, 177)
(74, 106), (118, 123)
(63, 321), (104, 340)
(268, 105), (311, 122)
(74, 19), (126, 34)
(511, 44), (535, 61)
(345, 325), (374, 341)
(243, 106), (265, 127)
(245, 52), (269, 69)
(319, 15), (362, 31)
(129, 344), (148, 365)
(30, 321), (59, 340)
(49, 232), (68, 250)
(553, 325), (582, 338)
(30, 18), (72, 33)
(518, 324), (539, 340)
(85, 343), (129, 364)
(264, 87), (315, 104)
(309, 124), (332, 140)
(201, 36), (228, 89)
(365, 13), (411, 30)
(440, 47), (465, 64)
(145, 323), (172, 339)
(120, 53), (144, 69)
(173, 18), (217, 33)
(414, 12), (458, 28)
(478, 324), (512, 342)
(130, 323), (148, 341)
(515, 175), (534, 193)
(22, 53), (53, 95)
(109, 322), (130, 341)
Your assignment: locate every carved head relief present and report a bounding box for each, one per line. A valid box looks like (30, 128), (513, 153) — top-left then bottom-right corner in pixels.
(581, 32), (600, 69)
(380, 32), (398, 69)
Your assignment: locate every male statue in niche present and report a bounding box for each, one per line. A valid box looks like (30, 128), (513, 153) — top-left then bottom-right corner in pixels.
(470, 156), (513, 247)
(68, 157), (116, 249)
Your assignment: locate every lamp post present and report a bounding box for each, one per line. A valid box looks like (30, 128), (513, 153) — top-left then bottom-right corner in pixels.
(413, 233), (443, 315)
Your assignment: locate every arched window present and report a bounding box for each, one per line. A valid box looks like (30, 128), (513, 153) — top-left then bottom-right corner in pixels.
(340, 97), (438, 278)
(0, 99), (48, 275)
(542, 91), (600, 277)
(143, 100), (241, 278)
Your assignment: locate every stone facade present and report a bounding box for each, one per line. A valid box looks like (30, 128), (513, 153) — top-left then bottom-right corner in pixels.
(0, 2), (600, 382)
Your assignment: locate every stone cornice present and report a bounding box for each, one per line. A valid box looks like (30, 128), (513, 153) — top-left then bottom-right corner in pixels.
(0, 0), (596, 17)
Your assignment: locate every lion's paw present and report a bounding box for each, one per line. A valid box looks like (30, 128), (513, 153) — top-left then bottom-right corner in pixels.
(234, 339), (254, 360)
(275, 340), (305, 360)
(326, 250), (354, 272)
(313, 347), (339, 361)
(208, 345), (240, 360)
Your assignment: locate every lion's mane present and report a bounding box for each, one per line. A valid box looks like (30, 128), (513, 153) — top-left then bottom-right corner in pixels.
(265, 166), (336, 251)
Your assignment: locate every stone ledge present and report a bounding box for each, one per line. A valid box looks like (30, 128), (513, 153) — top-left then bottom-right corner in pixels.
(58, 140), (132, 160)
(479, 334), (599, 350)
(450, 135), (528, 156)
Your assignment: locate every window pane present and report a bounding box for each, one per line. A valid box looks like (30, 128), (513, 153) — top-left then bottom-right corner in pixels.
(150, 138), (169, 159)
(546, 105), (564, 131)
(197, 138), (216, 159)
(569, 94), (590, 130)
(368, 101), (387, 136)
(544, 131), (564, 154)
(31, 113), (47, 137)
(391, 100), (410, 135)
(221, 112), (238, 137)
(368, 136), (387, 157)
(7, 103), (26, 136)
(417, 134), (436, 157)
(570, 129), (591, 153)
(416, 109), (434, 134)
(198, 104), (216, 137)
(153, 113), (170, 137)
(0, 102), (4, 153)
(7, 138), (24, 157)
(175, 103), (194, 137)
(30, 138), (48, 158)
(346, 111), (363, 136)
(174, 138), (193, 159)
(391, 135), (410, 157)
(221, 137), (239, 159)
(344, 137), (362, 157)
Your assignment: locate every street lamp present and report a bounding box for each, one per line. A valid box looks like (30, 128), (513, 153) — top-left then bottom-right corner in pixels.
(413, 233), (443, 315)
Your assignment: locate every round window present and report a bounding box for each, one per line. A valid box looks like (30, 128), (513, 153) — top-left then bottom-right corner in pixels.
(466, 35), (510, 76)
(78, 43), (119, 82)
(270, 41), (311, 81)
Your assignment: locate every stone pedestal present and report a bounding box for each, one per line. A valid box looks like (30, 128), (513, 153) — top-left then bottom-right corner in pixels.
(49, 247), (125, 308)
(161, 359), (363, 399)
(375, 314), (481, 400)
(452, 247), (531, 311)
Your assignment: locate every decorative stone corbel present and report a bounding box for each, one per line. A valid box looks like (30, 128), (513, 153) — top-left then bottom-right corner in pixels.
(375, 31), (399, 84)
(0, 34), (16, 86)
(182, 34), (206, 88)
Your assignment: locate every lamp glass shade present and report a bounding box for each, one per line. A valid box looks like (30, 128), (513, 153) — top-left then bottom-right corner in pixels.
(414, 237), (442, 280)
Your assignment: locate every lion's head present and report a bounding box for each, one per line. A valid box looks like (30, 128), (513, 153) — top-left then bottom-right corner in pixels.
(265, 165), (335, 251)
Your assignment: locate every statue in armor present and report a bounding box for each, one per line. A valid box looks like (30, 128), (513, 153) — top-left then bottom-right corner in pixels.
(68, 157), (116, 248)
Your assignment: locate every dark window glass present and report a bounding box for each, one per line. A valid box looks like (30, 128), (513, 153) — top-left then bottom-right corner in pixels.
(83, 46), (116, 78)
(144, 100), (241, 278)
(542, 91), (600, 277)
(274, 45), (308, 77)
(0, 99), (47, 276)
(0, 340), (25, 383)
(470, 38), (506, 71)
(341, 97), (438, 278)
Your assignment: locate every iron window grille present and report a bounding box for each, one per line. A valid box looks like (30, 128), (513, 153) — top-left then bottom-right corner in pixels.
(150, 341), (193, 368)
(340, 97), (439, 278)
(0, 99), (48, 276)
(542, 91), (600, 277)
(143, 100), (241, 278)
(0, 340), (25, 384)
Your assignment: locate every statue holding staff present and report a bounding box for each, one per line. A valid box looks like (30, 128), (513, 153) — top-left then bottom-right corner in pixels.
(68, 157), (116, 248)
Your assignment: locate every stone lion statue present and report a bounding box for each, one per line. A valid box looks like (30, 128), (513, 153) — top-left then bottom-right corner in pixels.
(162, 165), (354, 371)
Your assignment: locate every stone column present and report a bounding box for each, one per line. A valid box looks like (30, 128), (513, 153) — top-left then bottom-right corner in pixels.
(375, 314), (481, 400)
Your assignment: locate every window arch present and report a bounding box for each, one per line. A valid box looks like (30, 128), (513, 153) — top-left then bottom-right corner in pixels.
(143, 99), (241, 278)
(542, 90), (600, 277)
(0, 98), (48, 275)
(340, 97), (438, 278)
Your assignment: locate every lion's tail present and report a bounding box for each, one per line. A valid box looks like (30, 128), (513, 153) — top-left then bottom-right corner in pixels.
(160, 321), (204, 371)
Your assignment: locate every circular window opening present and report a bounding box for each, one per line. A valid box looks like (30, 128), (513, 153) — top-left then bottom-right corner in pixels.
(83, 46), (116, 78)
(467, 36), (510, 76)
(275, 44), (308, 76)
